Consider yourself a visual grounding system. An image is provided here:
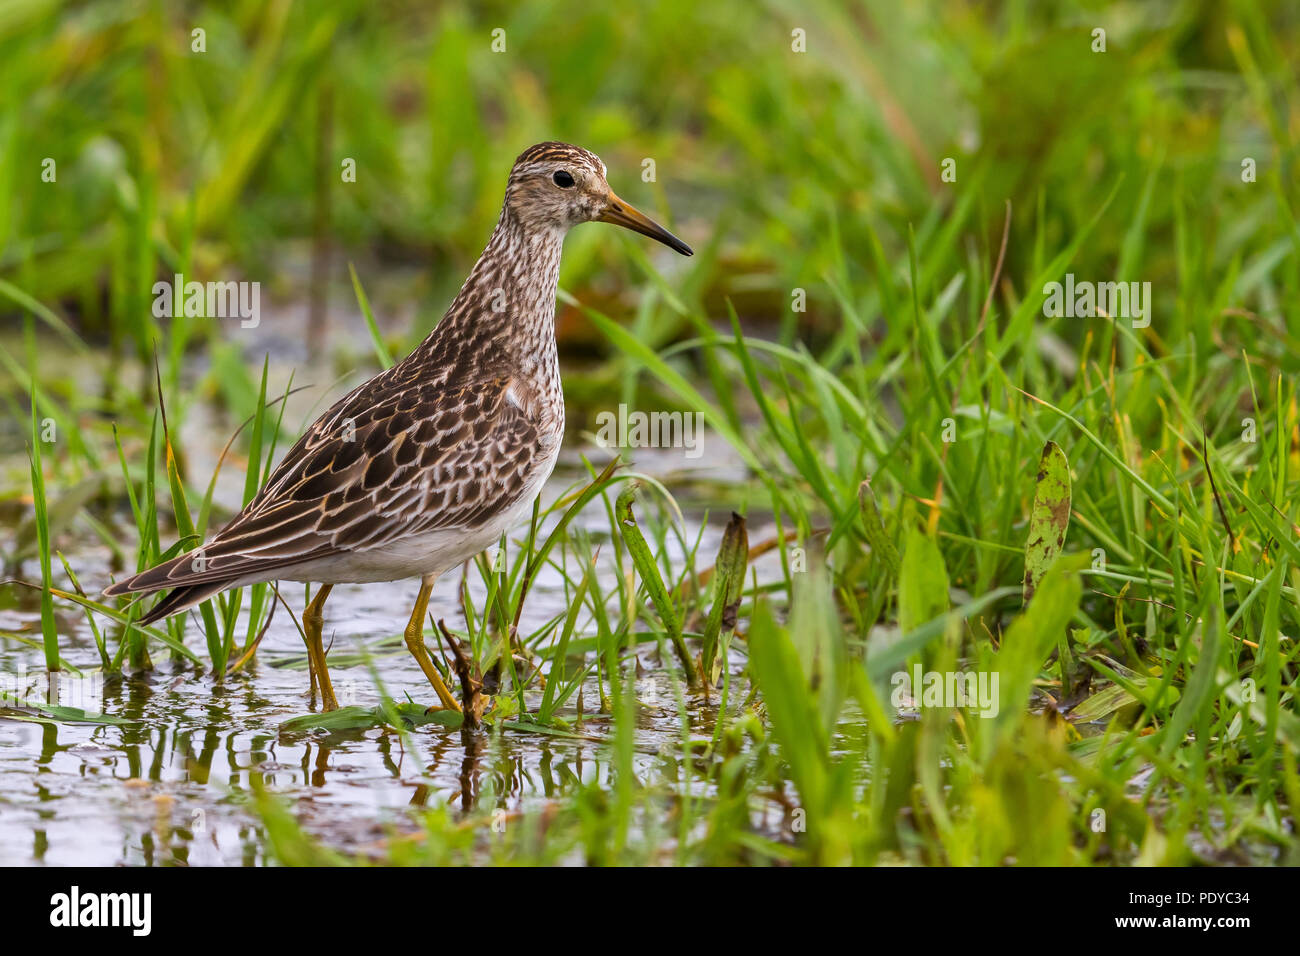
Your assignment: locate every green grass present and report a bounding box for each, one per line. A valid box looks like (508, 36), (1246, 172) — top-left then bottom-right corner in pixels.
(2, 0), (1299, 865)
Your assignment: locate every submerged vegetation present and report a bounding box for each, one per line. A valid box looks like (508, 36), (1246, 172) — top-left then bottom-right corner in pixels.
(2, 0), (1299, 866)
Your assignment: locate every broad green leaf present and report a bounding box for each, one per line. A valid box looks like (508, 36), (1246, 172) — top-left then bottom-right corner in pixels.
(898, 525), (948, 634)
(990, 557), (1085, 751)
(747, 600), (829, 813)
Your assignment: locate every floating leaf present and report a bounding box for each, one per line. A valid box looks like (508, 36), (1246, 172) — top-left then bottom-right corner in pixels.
(502, 720), (588, 739)
(0, 692), (133, 726)
(1069, 682), (1157, 723)
(280, 703), (463, 733)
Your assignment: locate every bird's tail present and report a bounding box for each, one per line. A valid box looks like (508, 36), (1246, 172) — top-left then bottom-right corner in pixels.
(133, 581), (232, 626)
(103, 551), (237, 626)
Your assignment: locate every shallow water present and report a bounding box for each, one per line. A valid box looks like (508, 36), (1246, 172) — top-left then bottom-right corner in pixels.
(0, 308), (775, 865)
(1, 465), (777, 865)
(0, 646), (736, 866)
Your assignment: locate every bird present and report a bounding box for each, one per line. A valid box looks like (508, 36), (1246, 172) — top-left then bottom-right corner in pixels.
(104, 142), (693, 712)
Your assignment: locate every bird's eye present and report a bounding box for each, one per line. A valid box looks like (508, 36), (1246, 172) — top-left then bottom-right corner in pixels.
(552, 170), (575, 188)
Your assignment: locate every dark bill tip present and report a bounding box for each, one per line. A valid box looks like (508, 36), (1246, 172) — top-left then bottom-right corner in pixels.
(599, 194), (693, 256)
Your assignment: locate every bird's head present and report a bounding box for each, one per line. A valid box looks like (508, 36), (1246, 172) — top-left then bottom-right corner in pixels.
(504, 142), (692, 256)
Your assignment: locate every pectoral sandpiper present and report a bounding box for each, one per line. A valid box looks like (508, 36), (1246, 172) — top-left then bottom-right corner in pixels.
(105, 142), (692, 712)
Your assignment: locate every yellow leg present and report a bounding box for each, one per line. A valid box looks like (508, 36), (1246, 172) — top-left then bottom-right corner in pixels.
(302, 584), (338, 711)
(403, 578), (462, 712)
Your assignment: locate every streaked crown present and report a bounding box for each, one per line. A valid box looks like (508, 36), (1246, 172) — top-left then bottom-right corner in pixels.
(503, 142), (611, 229)
(501, 141), (692, 256)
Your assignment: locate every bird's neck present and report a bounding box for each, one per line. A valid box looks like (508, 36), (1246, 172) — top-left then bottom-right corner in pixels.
(419, 205), (565, 378)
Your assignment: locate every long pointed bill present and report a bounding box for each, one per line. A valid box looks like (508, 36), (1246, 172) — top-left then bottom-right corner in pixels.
(599, 192), (693, 256)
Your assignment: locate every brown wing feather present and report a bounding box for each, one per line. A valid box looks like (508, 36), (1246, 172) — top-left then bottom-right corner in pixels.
(105, 367), (543, 597)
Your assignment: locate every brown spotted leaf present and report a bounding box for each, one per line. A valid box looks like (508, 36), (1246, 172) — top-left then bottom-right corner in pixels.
(1023, 440), (1071, 604)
